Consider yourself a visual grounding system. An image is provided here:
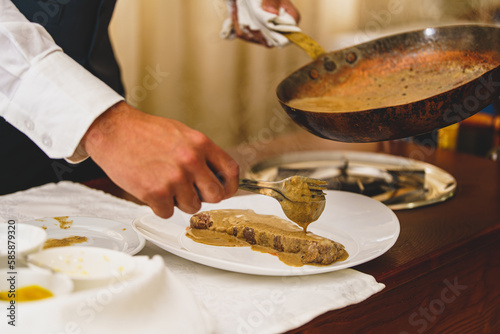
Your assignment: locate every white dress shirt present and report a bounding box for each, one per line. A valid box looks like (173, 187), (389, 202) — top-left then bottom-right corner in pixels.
(0, 0), (124, 162)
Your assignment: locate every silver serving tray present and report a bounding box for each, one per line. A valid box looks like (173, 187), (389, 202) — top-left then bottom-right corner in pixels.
(245, 150), (457, 210)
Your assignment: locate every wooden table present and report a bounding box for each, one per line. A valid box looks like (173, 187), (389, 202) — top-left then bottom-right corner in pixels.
(86, 130), (500, 334)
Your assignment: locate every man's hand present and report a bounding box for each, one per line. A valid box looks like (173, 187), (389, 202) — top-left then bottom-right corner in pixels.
(230, 0), (300, 47)
(82, 102), (240, 218)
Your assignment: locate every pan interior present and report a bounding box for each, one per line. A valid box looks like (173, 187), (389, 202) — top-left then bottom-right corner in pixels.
(286, 49), (499, 113)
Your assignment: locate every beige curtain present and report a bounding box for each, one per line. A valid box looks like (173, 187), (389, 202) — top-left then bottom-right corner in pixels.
(109, 0), (361, 150)
(109, 0), (496, 150)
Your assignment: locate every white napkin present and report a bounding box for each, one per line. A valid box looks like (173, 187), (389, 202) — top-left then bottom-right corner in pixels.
(0, 255), (214, 334)
(0, 181), (152, 224)
(0, 182), (385, 334)
(149, 248), (384, 334)
(220, 0), (301, 47)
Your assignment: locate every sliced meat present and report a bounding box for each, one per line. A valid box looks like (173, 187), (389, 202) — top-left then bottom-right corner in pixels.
(189, 209), (346, 266)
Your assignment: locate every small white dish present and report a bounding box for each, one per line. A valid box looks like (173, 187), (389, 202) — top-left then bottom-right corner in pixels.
(22, 216), (145, 255)
(0, 268), (73, 302)
(0, 223), (47, 266)
(27, 246), (136, 290)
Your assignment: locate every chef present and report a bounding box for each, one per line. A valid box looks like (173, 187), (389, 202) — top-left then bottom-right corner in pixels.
(0, 0), (300, 218)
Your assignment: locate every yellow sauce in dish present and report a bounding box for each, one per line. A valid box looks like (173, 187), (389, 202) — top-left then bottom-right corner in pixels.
(0, 285), (53, 302)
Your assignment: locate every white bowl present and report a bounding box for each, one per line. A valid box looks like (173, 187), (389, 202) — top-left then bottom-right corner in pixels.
(0, 223), (47, 266)
(27, 246), (136, 290)
(0, 268), (73, 302)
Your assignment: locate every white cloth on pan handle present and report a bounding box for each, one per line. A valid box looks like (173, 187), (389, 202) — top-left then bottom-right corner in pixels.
(220, 0), (301, 47)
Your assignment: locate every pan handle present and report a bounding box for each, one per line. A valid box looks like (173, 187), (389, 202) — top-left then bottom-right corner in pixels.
(282, 31), (326, 60)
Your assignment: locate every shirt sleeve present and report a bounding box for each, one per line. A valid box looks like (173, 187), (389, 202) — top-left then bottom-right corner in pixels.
(0, 0), (124, 162)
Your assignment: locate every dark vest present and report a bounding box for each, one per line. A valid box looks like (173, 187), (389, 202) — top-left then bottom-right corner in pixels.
(0, 0), (123, 195)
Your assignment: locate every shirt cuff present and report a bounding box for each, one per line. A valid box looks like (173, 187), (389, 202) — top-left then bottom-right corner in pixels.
(1, 50), (124, 160)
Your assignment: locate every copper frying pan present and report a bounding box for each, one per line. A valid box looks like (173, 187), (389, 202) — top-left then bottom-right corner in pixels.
(277, 25), (500, 143)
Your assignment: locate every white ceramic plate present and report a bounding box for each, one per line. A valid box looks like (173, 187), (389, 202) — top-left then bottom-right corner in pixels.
(0, 224), (47, 259)
(133, 191), (400, 276)
(23, 216), (145, 255)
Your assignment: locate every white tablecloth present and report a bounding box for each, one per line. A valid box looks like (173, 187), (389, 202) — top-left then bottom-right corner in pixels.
(0, 182), (385, 334)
